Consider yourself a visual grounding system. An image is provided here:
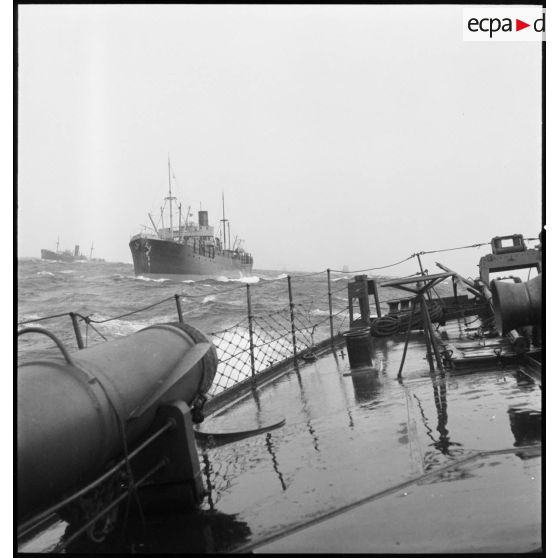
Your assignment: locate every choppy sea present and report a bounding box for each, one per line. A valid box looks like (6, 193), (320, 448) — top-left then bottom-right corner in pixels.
(17, 258), (377, 367)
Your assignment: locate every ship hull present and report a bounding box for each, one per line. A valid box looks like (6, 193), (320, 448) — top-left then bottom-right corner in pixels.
(40, 249), (84, 262)
(129, 237), (253, 276)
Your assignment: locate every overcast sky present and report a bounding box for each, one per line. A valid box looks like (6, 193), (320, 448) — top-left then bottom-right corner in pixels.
(17, 4), (542, 276)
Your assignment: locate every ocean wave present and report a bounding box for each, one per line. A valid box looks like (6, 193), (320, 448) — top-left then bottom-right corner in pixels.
(310, 308), (331, 316)
(237, 276), (260, 284)
(135, 275), (171, 283)
(214, 275), (261, 284)
(202, 295), (217, 304)
(59, 270), (75, 274)
(86, 314), (178, 338)
(261, 273), (288, 281)
(17, 313), (45, 325)
(37, 271), (55, 277)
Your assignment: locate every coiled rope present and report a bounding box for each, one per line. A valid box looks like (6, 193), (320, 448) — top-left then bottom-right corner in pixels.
(370, 302), (444, 337)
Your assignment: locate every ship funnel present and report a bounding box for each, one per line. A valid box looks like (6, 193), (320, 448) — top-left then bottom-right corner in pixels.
(198, 211), (208, 227)
(490, 274), (542, 334)
(74, 245), (80, 257)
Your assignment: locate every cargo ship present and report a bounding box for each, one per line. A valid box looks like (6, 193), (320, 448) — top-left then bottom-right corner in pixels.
(41, 241), (104, 263)
(41, 240), (87, 262)
(129, 160), (253, 277)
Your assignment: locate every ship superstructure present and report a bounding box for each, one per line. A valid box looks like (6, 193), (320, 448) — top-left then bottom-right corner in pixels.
(129, 159), (253, 276)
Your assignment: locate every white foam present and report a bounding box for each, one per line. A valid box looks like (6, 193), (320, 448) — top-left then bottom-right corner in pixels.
(311, 308), (331, 316)
(135, 275), (170, 283)
(36, 271), (54, 277)
(261, 273), (288, 281)
(215, 275), (261, 284)
(236, 276), (260, 284)
(202, 295), (217, 304)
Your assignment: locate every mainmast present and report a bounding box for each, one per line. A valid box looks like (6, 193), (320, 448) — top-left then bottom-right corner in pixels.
(220, 191), (229, 251)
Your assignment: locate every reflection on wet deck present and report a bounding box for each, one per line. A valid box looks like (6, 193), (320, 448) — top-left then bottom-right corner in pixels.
(193, 318), (541, 552)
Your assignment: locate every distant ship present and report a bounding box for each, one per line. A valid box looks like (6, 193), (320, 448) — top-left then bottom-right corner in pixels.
(41, 240), (104, 262)
(129, 158), (253, 276)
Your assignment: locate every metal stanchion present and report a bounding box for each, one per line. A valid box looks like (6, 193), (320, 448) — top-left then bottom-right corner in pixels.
(69, 312), (85, 349)
(287, 276), (298, 362)
(327, 269), (334, 341)
(246, 284), (257, 384)
(174, 295), (184, 323)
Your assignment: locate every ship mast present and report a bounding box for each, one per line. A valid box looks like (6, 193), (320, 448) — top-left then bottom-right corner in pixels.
(165, 154), (176, 238)
(178, 203), (182, 236)
(220, 191), (229, 251)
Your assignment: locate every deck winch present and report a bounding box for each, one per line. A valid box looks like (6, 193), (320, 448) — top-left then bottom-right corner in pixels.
(17, 322), (218, 524)
(490, 274), (542, 335)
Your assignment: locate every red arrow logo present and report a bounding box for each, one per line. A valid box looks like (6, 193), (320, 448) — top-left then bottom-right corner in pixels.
(516, 19), (530, 31)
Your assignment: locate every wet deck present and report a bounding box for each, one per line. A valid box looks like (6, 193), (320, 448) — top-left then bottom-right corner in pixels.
(190, 317), (541, 553)
(22, 317), (541, 553)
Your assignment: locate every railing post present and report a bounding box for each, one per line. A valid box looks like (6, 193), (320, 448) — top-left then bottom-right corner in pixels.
(371, 278), (382, 318)
(246, 284), (257, 383)
(174, 295), (184, 323)
(287, 276), (298, 361)
(69, 312), (85, 349)
(355, 274), (371, 325)
(327, 269), (334, 341)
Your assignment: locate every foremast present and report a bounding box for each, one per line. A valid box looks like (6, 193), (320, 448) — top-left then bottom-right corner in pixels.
(165, 154), (177, 239)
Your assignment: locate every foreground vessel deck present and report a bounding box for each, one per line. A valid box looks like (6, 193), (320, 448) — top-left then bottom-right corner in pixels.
(23, 315), (541, 553)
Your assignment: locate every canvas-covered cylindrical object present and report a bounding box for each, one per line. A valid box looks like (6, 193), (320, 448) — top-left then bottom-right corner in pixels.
(17, 322), (217, 522)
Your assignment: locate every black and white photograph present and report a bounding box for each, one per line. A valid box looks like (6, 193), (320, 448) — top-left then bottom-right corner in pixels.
(15, 2), (546, 553)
